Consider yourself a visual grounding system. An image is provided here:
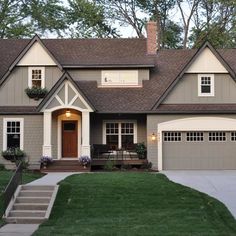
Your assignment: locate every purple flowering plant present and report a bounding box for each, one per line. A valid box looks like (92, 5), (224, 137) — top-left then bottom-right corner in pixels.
(40, 156), (53, 165)
(79, 156), (91, 166)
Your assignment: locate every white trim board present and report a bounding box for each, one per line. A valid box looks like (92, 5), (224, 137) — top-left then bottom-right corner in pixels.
(57, 113), (81, 159)
(157, 117), (236, 171)
(3, 118), (24, 151)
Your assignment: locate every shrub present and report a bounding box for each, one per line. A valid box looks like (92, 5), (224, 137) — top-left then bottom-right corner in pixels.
(103, 160), (115, 171)
(135, 143), (147, 159)
(40, 156), (53, 167)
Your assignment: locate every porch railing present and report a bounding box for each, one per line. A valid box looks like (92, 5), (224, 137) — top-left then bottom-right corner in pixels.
(3, 161), (23, 215)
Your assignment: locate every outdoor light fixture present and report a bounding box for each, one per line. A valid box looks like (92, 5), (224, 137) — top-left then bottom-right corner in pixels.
(151, 133), (156, 141)
(65, 109), (71, 118)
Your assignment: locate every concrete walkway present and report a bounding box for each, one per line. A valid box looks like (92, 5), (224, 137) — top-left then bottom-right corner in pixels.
(0, 224), (39, 236)
(162, 170), (236, 219)
(27, 172), (81, 185)
(1, 172), (81, 236)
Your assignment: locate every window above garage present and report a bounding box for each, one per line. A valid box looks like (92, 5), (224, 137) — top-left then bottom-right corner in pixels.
(101, 70), (139, 87)
(198, 74), (214, 97)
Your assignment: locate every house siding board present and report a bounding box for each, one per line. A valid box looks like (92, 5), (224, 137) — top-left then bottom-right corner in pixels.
(0, 115), (43, 168)
(68, 69), (149, 86)
(0, 67), (62, 106)
(147, 114), (236, 169)
(163, 74), (236, 104)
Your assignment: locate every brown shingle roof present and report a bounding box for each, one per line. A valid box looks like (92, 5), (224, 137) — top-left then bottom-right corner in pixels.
(155, 104), (236, 113)
(0, 106), (39, 114)
(0, 38), (236, 113)
(75, 49), (196, 112)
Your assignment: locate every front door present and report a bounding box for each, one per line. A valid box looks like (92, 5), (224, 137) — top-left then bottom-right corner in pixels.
(62, 121), (78, 158)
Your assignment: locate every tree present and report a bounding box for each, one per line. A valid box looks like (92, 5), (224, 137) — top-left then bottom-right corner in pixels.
(0, 0), (32, 38)
(177, 0), (200, 48)
(96, 0), (146, 38)
(189, 0), (236, 48)
(66, 0), (119, 38)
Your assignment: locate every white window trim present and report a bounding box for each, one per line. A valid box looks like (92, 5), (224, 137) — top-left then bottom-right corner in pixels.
(208, 131), (226, 142)
(102, 120), (137, 149)
(230, 132), (236, 142)
(163, 132), (182, 142)
(186, 131), (204, 142)
(28, 67), (45, 88)
(101, 70), (139, 87)
(3, 118), (24, 151)
(198, 74), (214, 97)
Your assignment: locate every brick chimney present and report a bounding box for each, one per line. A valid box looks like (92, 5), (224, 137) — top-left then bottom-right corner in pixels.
(146, 21), (157, 54)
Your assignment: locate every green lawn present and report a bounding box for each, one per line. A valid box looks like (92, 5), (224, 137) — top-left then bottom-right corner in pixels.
(0, 170), (43, 225)
(34, 173), (236, 236)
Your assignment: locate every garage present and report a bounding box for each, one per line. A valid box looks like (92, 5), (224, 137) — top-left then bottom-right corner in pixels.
(163, 131), (236, 170)
(157, 117), (236, 170)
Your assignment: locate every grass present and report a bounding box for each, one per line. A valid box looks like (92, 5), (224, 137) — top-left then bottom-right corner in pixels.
(0, 169), (43, 225)
(34, 173), (236, 236)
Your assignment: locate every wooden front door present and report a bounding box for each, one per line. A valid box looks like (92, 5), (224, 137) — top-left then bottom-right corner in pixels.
(62, 121), (78, 158)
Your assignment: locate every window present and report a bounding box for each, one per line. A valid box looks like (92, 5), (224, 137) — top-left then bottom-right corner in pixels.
(209, 132), (226, 142)
(231, 132), (236, 141)
(28, 67), (45, 88)
(198, 74), (214, 96)
(163, 132), (181, 142)
(101, 70), (138, 86)
(186, 132), (204, 142)
(3, 118), (24, 150)
(104, 121), (137, 149)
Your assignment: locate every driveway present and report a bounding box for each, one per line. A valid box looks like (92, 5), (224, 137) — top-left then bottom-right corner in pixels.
(161, 171), (236, 219)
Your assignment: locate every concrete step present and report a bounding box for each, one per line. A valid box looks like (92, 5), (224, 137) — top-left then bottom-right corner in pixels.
(13, 203), (48, 211)
(19, 190), (53, 197)
(5, 217), (45, 224)
(22, 185), (55, 191)
(16, 197), (51, 204)
(9, 210), (46, 218)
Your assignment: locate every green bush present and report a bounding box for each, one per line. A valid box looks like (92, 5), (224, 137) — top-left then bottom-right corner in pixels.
(25, 86), (48, 100)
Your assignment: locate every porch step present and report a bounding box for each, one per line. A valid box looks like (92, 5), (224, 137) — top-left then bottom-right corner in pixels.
(5, 185), (58, 224)
(43, 160), (90, 172)
(16, 197), (51, 204)
(13, 203), (48, 211)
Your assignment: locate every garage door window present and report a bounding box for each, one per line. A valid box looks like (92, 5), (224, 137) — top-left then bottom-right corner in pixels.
(163, 132), (181, 142)
(231, 132), (236, 141)
(186, 132), (204, 142)
(209, 132), (226, 142)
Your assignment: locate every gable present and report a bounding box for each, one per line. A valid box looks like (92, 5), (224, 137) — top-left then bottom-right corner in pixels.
(41, 79), (93, 112)
(17, 41), (57, 66)
(186, 47), (227, 73)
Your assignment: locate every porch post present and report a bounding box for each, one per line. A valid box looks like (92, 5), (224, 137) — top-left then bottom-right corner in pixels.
(81, 111), (90, 157)
(42, 111), (52, 157)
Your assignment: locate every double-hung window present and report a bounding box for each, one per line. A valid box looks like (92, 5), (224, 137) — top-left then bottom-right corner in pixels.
(28, 67), (45, 88)
(198, 74), (214, 96)
(3, 118), (24, 150)
(104, 121), (137, 150)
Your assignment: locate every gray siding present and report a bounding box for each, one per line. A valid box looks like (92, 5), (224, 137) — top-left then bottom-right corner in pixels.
(90, 114), (146, 145)
(147, 114), (236, 169)
(0, 66), (62, 106)
(0, 115), (43, 169)
(68, 69), (149, 86)
(163, 74), (236, 104)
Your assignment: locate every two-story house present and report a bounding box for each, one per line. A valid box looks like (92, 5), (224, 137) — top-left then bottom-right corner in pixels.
(0, 22), (236, 170)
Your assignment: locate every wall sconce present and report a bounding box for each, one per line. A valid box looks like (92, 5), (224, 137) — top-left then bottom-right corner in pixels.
(65, 109), (71, 118)
(151, 132), (156, 141)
